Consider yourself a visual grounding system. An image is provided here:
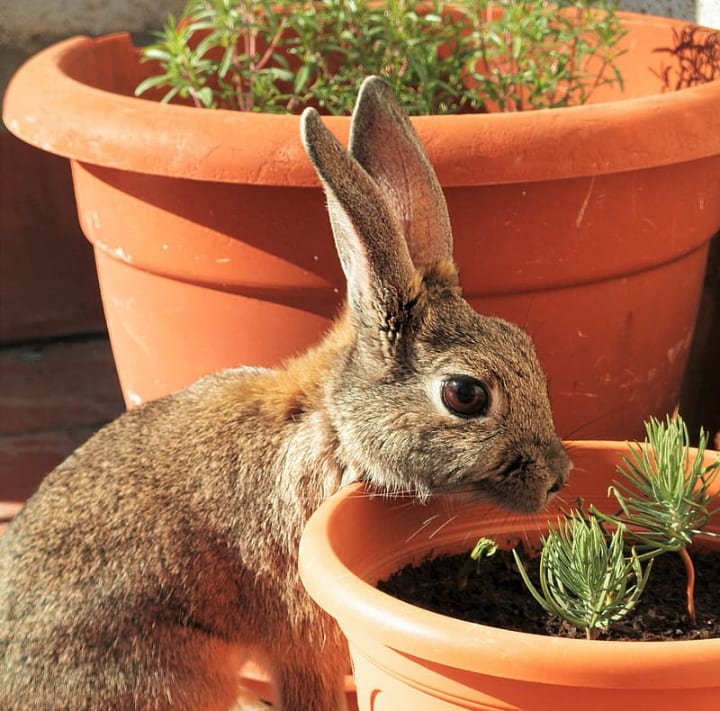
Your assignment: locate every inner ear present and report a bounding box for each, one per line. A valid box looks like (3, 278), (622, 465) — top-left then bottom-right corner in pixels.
(349, 77), (455, 272)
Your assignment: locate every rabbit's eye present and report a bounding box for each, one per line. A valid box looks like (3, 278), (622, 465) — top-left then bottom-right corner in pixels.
(441, 376), (489, 418)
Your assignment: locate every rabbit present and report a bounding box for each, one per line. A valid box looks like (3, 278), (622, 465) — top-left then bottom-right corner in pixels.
(0, 75), (570, 711)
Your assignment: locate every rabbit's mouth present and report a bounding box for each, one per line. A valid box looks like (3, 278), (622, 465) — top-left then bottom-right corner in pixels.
(481, 450), (570, 513)
(420, 452), (569, 513)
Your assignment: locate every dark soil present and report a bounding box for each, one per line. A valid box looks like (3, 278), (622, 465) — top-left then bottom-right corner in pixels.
(378, 547), (720, 641)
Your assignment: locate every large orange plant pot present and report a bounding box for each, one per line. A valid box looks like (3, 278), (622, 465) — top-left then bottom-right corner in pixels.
(3, 12), (720, 438)
(299, 442), (720, 711)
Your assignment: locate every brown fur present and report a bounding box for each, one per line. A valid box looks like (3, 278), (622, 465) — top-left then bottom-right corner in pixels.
(0, 77), (569, 710)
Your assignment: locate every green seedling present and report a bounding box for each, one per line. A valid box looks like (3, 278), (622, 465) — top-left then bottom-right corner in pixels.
(513, 512), (652, 640)
(457, 537), (498, 590)
(594, 416), (720, 624)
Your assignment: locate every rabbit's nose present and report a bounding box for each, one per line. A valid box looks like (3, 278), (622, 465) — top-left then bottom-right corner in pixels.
(542, 472), (566, 505)
(543, 462), (570, 503)
(545, 439), (571, 498)
(547, 475), (565, 497)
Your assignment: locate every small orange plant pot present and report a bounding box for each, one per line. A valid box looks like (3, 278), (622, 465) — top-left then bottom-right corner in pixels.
(299, 441), (720, 710)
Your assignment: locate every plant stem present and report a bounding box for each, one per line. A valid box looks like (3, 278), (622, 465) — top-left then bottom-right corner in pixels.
(560, 11), (581, 106)
(581, 57), (611, 105)
(679, 545), (696, 624)
(254, 16), (289, 72)
(187, 88), (205, 109)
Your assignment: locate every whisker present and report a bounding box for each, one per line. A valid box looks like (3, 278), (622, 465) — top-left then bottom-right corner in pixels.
(405, 514), (443, 543)
(561, 411), (618, 440)
(427, 514), (458, 540)
(521, 296), (536, 333)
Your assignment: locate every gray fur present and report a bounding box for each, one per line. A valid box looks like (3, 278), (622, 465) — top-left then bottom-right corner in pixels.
(0, 76), (569, 710)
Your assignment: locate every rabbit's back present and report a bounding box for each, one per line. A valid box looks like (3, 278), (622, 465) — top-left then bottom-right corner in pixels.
(0, 364), (345, 710)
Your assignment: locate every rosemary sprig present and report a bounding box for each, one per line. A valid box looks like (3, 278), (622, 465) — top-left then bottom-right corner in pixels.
(135, 0), (626, 115)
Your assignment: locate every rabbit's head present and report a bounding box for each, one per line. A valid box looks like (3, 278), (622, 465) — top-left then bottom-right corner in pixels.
(301, 77), (569, 514)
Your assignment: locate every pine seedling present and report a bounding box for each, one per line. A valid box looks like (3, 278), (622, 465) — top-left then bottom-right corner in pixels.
(594, 416), (720, 624)
(513, 512), (652, 640)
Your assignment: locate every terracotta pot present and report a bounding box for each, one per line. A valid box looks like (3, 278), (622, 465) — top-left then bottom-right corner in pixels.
(3, 12), (720, 438)
(299, 441), (720, 710)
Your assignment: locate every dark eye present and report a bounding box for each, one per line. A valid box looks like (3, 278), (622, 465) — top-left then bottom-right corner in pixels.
(441, 376), (489, 418)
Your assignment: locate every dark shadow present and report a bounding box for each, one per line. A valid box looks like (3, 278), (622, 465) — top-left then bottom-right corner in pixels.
(652, 25), (720, 91)
(679, 231), (720, 448)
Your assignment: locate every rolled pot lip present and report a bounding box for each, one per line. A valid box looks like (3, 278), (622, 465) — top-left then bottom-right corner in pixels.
(3, 12), (720, 187)
(299, 440), (720, 689)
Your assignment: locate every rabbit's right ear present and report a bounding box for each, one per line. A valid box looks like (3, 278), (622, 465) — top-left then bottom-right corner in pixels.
(301, 107), (421, 335)
(349, 77), (455, 273)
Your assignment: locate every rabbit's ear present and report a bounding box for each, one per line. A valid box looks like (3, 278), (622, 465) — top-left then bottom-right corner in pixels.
(349, 76), (455, 273)
(301, 107), (420, 328)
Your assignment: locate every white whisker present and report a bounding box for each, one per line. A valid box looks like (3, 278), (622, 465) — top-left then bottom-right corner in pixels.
(405, 514), (444, 542)
(427, 514), (458, 540)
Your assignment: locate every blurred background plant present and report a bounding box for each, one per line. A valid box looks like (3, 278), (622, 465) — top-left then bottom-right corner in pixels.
(135, 0), (626, 114)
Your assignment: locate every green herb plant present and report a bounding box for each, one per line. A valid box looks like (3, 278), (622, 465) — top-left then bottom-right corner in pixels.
(135, 0), (626, 115)
(593, 417), (720, 624)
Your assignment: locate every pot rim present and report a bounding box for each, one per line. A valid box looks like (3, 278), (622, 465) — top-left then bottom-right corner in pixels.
(299, 440), (720, 689)
(3, 12), (720, 186)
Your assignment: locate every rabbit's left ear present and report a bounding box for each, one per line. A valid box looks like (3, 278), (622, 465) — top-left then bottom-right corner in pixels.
(349, 77), (455, 274)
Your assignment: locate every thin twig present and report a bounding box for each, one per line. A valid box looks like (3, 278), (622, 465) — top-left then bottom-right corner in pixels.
(679, 546), (697, 625)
